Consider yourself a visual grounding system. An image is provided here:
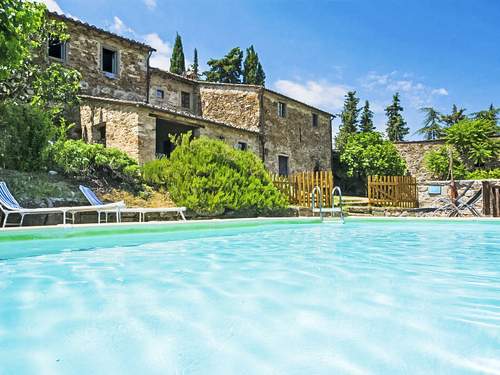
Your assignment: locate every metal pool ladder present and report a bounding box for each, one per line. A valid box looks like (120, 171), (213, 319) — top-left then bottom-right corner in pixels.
(311, 186), (345, 223)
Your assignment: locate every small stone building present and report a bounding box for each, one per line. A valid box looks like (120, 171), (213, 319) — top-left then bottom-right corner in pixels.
(48, 12), (333, 175)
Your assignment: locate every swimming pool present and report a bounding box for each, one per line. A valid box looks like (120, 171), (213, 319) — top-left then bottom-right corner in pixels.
(0, 218), (499, 374)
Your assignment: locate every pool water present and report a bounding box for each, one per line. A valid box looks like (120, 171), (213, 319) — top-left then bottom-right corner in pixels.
(0, 219), (499, 374)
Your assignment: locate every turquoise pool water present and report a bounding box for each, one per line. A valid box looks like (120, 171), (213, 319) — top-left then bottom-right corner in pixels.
(0, 219), (499, 374)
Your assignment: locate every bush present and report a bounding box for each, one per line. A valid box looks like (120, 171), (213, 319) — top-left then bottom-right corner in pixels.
(340, 132), (407, 177)
(0, 101), (55, 171)
(48, 140), (141, 188)
(465, 168), (500, 180)
(423, 145), (468, 179)
(444, 118), (499, 168)
(153, 135), (287, 215)
(142, 156), (170, 187)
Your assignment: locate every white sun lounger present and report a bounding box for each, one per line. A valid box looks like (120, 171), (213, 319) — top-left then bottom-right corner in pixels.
(79, 185), (186, 222)
(0, 182), (125, 228)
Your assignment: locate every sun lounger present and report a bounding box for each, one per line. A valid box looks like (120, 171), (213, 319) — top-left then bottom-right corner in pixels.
(0, 182), (125, 228)
(79, 185), (186, 222)
(450, 188), (482, 217)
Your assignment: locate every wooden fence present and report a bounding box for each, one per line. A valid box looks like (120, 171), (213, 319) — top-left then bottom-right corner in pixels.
(271, 171), (334, 208)
(483, 181), (500, 217)
(368, 175), (418, 208)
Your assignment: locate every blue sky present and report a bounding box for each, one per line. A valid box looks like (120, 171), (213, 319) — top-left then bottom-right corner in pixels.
(41, 0), (499, 139)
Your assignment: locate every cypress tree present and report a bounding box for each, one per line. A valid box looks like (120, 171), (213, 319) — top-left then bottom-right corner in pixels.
(243, 45), (266, 85)
(385, 93), (409, 141)
(335, 91), (360, 149)
(170, 33), (185, 75)
(204, 47), (243, 83)
(359, 100), (375, 132)
(192, 48), (199, 77)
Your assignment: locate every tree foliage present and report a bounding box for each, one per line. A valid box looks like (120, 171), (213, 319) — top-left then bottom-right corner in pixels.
(340, 132), (407, 178)
(385, 92), (409, 141)
(417, 107), (443, 140)
(143, 135), (287, 215)
(242, 45), (265, 85)
(423, 145), (467, 180)
(0, 0), (81, 117)
(204, 47), (243, 83)
(169, 33), (185, 75)
(440, 104), (466, 127)
(359, 100), (374, 132)
(336, 91), (360, 150)
(191, 48), (199, 78)
(0, 101), (54, 171)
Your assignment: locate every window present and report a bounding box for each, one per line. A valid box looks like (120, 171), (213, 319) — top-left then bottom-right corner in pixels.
(236, 141), (248, 151)
(312, 113), (318, 127)
(102, 47), (118, 74)
(278, 155), (289, 176)
(278, 102), (287, 118)
(156, 89), (164, 99)
(181, 91), (191, 109)
(48, 39), (66, 61)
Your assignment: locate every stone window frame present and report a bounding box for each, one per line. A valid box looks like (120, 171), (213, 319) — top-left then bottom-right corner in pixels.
(156, 88), (165, 100)
(47, 38), (68, 63)
(278, 101), (287, 118)
(312, 113), (319, 127)
(236, 141), (248, 151)
(99, 43), (120, 78)
(278, 154), (290, 176)
(180, 91), (191, 109)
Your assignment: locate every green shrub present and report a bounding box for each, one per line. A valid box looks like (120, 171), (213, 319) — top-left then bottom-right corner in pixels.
(0, 101), (55, 171)
(423, 145), (468, 179)
(159, 135), (287, 215)
(340, 132), (407, 177)
(444, 118), (499, 168)
(142, 156), (170, 187)
(48, 140), (141, 187)
(465, 168), (500, 180)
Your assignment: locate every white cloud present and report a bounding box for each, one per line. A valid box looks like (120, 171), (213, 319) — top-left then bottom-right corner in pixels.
(360, 71), (449, 108)
(431, 88), (449, 96)
(144, 0), (157, 10)
(273, 80), (350, 112)
(33, 0), (63, 13)
(144, 33), (172, 70)
(109, 16), (134, 34)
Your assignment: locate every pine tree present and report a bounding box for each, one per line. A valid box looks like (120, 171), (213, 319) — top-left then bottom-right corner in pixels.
(440, 104), (466, 127)
(203, 47), (243, 83)
(385, 93), (409, 141)
(417, 107), (443, 140)
(169, 33), (185, 75)
(473, 104), (499, 124)
(335, 91), (360, 149)
(359, 100), (375, 132)
(243, 45), (266, 85)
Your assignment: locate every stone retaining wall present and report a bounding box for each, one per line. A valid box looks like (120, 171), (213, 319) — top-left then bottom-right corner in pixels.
(394, 140), (443, 183)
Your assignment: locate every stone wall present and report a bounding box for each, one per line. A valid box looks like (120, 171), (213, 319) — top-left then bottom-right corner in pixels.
(80, 100), (141, 160)
(199, 125), (261, 157)
(417, 179), (500, 216)
(394, 140), (443, 183)
(262, 91), (332, 174)
(54, 16), (150, 102)
(199, 84), (261, 133)
(149, 69), (198, 114)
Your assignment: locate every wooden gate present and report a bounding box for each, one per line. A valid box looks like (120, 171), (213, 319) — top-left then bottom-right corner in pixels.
(272, 171), (334, 208)
(483, 181), (500, 217)
(368, 175), (418, 208)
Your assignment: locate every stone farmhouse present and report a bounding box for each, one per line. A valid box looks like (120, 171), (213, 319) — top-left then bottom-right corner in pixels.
(46, 13), (334, 176)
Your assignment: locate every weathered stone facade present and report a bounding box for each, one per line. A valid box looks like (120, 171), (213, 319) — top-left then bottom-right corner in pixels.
(262, 91), (333, 174)
(198, 84), (261, 133)
(149, 68), (199, 114)
(52, 12), (333, 173)
(49, 13), (152, 102)
(394, 140), (444, 183)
